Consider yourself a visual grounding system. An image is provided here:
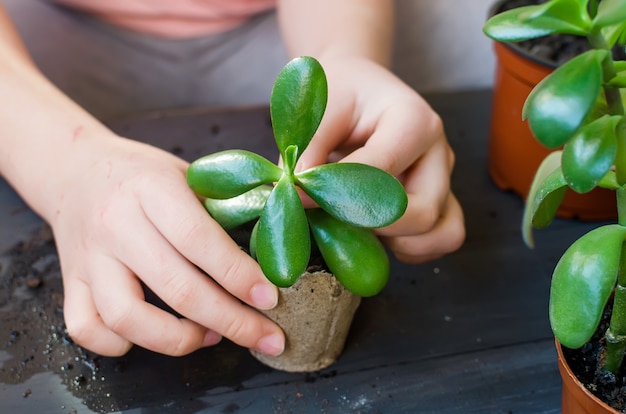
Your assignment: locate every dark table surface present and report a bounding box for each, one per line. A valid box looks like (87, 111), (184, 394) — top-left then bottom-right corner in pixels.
(0, 89), (599, 413)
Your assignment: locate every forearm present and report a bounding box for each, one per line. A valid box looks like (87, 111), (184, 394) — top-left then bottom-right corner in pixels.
(0, 7), (113, 222)
(276, 0), (394, 67)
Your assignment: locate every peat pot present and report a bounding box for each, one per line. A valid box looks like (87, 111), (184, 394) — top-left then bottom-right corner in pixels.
(487, 0), (617, 220)
(250, 269), (361, 373)
(557, 340), (619, 414)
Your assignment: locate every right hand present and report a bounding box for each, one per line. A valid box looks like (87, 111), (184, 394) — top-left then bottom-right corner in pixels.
(48, 134), (285, 357)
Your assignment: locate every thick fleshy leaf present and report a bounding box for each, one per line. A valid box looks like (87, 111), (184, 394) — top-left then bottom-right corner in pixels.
(550, 224), (626, 349)
(614, 61), (626, 72)
(608, 74), (626, 88)
(203, 185), (271, 229)
(522, 152), (568, 248)
(483, 0), (591, 42)
(296, 163), (408, 228)
(603, 22), (626, 48)
(523, 50), (607, 148)
(593, 0), (626, 29)
(307, 209), (389, 297)
(561, 115), (620, 193)
(270, 56), (327, 159)
(255, 177), (310, 287)
(599, 170), (620, 190)
(187, 150), (282, 199)
(540, 0), (590, 28)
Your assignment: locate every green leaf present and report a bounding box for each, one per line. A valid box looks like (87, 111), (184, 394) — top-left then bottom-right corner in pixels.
(561, 115), (620, 193)
(282, 145), (298, 176)
(550, 224), (626, 349)
(270, 56), (327, 159)
(522, 152), (568, 248)
(255, 177), (310, 287)
(593, 0), (626, 29)
(296, 163), (408, 228)
(523, 50), (607, 149)
(614, 61), (626, 72)
(203, 185), (271, 230)
(249, 220), (259, 260)
(307, 209), (389, 297)
(602, 22), (626, 47)
(599, 170), (620, 190)
(607, 74), (626, 88)
(187, 150), (282, 199)
(483, 0), (591, 43)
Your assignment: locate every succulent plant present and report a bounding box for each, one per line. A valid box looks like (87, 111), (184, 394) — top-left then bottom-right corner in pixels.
(484, 0), (626, 372)
(187, 56), (408, 297)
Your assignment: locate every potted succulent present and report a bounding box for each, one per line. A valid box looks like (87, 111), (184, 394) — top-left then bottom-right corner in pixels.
(484, 0), (626, 412)
(486, 0), (618, 220)
(186, 56), (408, 372)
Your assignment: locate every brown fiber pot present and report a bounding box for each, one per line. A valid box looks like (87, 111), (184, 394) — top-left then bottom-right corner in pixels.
(250, 269), (361, 372)
(488, 40), (617, 220)
(556, 340), (619, 414)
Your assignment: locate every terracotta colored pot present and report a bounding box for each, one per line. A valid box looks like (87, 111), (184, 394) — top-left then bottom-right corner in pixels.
(488, 34), (617, 220)
(556, 340), (619, 414)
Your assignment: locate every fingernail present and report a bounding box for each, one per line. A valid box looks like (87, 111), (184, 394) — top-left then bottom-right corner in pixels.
(203, 330), (222, 347)
(251, 283), (278, 309)
(256, 333), (285, 356)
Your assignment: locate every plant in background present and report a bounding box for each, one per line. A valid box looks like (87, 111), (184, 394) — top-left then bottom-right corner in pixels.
(484, 0), (626, 372)
(186, 56), (408, 298)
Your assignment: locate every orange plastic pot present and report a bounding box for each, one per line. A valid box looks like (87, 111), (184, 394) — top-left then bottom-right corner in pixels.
(556, 340), (619, 414)
(488, 40), (617, 220)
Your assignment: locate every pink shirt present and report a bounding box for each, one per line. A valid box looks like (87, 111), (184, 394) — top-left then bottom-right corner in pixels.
(52, 0), (277, 38)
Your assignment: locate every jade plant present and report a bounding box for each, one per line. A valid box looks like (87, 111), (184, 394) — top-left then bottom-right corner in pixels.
(186, 56), (408, 298)
(484, 0), (626, 373)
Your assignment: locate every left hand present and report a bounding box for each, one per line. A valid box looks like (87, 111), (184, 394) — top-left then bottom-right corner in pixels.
(296, 56), (465, 263)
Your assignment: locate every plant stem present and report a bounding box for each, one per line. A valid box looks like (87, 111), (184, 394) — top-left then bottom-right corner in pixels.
(606, 261), (626, 372)
(589, 31), (626, 373)
(588, 33), (626, 185)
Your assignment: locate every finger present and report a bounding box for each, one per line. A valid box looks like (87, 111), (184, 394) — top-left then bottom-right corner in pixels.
(338, 99), (444, 177)
(100, 201), (284, 356)
(381, 193), (465, 263)
(87, 253), (222, 356)
(63, 270), (133, 357)
(137, 169), (279, 311)
(376, 138), (454, 237)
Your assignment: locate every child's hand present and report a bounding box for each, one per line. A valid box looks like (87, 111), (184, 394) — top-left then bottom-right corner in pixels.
(297, 57), (465, 263)
(50, 136), (285, 357)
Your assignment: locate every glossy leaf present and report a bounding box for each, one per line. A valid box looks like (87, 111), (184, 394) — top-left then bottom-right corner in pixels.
(307, 209), (389, 297)
(541, 0), (590, 28)
(523, 50), (607, 148)
(614, 61), (626, 73)
(550, 224), (626, 349)
(593, 0), (626, 29)
(203, 185), (271, 230)
(599, 170), (620, 190)
(483, 0), (591, 42)
(296, 163), (408, 228)
(608, 74), (626, 88)
(187, 150), (282, 199)
(604, 22), (626, 47)
(249, 220), (259, 260)
(270, 56), (327, 159)
(522, 152), (568, 248)
(255, 177), (310, 287)
(561, 115), (620, 193)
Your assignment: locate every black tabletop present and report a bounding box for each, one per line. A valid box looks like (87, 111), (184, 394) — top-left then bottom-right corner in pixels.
(0, 89), (594, 413)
